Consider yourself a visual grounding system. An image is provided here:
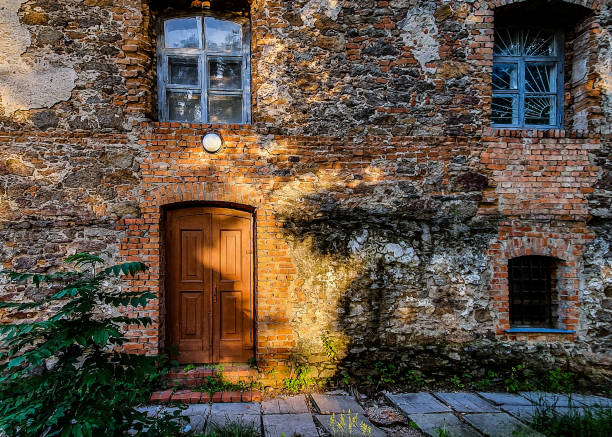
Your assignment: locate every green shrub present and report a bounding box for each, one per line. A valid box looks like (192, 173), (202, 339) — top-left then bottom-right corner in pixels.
(0, 253), (181, 437)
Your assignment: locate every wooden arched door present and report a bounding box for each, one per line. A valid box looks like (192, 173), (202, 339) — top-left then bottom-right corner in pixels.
(165, 206), (254, 363)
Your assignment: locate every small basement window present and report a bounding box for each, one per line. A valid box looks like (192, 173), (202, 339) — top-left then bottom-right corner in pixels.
(492, 27), (564, 129)
(508, 256), (558, 328)
(157, 15), (250, 124)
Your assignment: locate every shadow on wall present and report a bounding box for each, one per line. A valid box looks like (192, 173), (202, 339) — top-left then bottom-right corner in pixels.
(271, 171), (521, 381)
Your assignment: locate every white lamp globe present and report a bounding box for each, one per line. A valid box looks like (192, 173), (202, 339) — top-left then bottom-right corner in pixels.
(202, 132), (223, 153)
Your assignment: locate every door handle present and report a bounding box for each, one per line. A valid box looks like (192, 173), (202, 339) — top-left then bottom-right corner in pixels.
(213, 285), (218, 303)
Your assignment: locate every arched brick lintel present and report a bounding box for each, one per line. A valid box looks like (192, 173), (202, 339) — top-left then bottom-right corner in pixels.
(502, 237), (574, 264)
(489, 0), (600, 11)
(141, 182), (266, 210)
(487, 221), (591, 337)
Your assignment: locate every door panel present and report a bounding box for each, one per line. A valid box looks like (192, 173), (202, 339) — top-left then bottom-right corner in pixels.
(212, 212), (252, 362)
(181, 293), (202, 338)
(220, 291), (240, 339)
(181, 230), (204, 282)
(166, 207), (253, 364)
(220, 230), (241, 281)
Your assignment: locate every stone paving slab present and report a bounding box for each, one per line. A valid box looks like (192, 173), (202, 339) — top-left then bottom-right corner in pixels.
(519, 392), (574, 407)
(263, 395), (310, 414)
(182, 404), (212, 433)
(385, 392), (452, 414)
(315, 414), (385, 437)
(478, 392), (534, 406)
(570, 394), (612, 408)
(311, 393), (364, 414)
(501, 404), (539, 422)
(263, 413), (319, 437)
(502, 404), (590, 423)
(463, 413), (544, 437)
(408, 413), (480, 437)
(208, 402), (261, 430)
(434, 392), (499, 413)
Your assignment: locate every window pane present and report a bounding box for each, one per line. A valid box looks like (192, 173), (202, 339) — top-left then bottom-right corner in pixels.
(524, 96), (555, 125)
(167, 91), (201, 122)
(208, 58), (242, 90)
(525, 64), (555, 93)
(494, 28), (555, 56)
(168, 57), (199, 86)
(492, 95), (518, 125)
(208, 95), (242, 123)
(205, 18), (242, 52)
(165, 18), (201, 48)
(492, 63), (518, 90)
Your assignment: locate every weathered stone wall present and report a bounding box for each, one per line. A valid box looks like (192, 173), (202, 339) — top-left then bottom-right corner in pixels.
(1, 0), (611, 385)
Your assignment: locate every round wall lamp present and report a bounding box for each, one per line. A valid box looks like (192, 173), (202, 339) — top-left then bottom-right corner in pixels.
(202, 132), (223, 153)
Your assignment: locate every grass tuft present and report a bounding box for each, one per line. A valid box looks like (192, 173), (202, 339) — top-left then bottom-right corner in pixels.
(529, 402), (612, 437)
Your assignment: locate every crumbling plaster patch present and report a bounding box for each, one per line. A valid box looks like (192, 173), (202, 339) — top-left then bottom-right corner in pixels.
(0, 0), (76, 116)
(399, 7), (440, 74)
(300, 0), (341, 28)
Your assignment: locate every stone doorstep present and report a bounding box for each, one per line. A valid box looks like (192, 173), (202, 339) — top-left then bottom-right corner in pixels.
(150, 389), (262, 404)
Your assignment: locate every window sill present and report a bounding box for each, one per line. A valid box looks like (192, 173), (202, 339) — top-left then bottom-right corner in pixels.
(143, 121), (253, 130)
(483, 127), (598, 139)
(505, 328), (575, 334)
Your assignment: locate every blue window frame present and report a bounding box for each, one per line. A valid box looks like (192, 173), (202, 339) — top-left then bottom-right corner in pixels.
(157, 14), (251, 124)
(492, 27), (564, 129)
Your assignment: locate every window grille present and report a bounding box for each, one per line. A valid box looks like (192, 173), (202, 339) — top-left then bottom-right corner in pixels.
(157, 15), (250, 124)
(508, 256), (557, 328)
(492, 27), (564, 129)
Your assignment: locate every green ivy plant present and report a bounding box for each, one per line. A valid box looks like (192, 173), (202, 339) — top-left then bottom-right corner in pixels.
(0, 253), (181, 437)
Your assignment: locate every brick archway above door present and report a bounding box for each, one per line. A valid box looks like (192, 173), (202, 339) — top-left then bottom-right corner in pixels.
(143, 182), (266, 211)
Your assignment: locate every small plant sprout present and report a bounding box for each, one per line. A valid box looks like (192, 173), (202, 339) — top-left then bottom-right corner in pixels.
(329, 410), (372, 437)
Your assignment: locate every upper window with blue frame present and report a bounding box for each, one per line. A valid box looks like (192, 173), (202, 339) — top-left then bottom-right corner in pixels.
(492, 27), (564, 129)
(157, 14), (251, 124)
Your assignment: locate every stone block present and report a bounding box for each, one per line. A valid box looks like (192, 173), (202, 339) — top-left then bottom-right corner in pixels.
(208, 402), (261, 431)
(519, 392), (574, 408)
(478, 392), (534, 406)
(463, 413), (544, 437)
(571, 394), (612, 408)
(263, 413), (319, 437)
(315, 413), (385, 437)
(263, 395), (310, 414)
(310, 394), (364, 414)
(385, 392), (451, 414)
(434, 392), (499, 412)
(408, 413), (480, 437)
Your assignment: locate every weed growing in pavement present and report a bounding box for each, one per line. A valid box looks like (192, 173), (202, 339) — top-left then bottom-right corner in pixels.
(527, 400), (612, 437)
(193, 416), (261, 437)
(329, 410), (372, 437)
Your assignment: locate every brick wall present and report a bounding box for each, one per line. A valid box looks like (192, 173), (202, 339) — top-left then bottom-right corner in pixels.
(0, 0), (611, 382)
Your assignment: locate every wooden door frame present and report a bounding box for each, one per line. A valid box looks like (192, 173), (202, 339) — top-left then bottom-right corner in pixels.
(162, 201), (257, 364)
